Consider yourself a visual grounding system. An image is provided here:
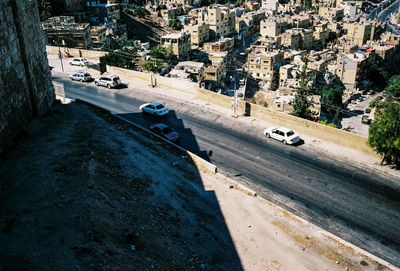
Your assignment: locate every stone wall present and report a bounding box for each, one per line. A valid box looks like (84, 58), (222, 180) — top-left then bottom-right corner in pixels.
(0, 0), (54, 153)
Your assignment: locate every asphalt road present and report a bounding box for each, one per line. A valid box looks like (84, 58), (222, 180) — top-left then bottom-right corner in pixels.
(52, 73), (400, 267)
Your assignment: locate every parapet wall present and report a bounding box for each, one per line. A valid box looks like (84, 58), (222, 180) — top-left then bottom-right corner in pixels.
(0, 0), (54, 154)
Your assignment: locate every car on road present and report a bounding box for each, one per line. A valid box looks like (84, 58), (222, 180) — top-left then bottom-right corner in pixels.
(68, 58), (88, 66)
(94, 75), (121, 89)
(263, 127), (300, 145)
(139, 102), (169, 116)
(69, 71), (92, 82)
(365, 108), (372, 114)
(149, 123), (179, 143)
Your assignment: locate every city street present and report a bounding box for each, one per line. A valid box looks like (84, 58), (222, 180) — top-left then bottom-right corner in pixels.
(49, 57), (400, 267)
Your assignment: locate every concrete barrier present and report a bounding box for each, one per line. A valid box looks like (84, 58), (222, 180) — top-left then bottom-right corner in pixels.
(46, 46), (107, 59)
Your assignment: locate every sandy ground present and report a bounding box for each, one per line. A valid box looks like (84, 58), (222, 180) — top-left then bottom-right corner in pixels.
(0, 100), (397, 271)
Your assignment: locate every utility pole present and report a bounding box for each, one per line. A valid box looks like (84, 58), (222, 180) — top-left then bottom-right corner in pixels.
(57, 34), (64, 72)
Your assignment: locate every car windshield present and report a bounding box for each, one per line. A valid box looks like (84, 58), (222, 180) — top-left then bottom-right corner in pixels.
(84, 73), (90, 77)
(155, 104), (164, 110)
(286, 131), (294, 137)
(113, 77), (120, 82)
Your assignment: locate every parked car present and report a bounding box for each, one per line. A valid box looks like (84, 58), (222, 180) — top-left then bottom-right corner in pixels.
(94, 75), (121, 88)
(149, 123), (179, 143)
(139, 102), (169, 116)
(364, 108), (371, 113)
(68, 58), (88, 66)
(69, 71), (92, 82)
(263, 127), (300, 145)
(361, 115), (371, 124)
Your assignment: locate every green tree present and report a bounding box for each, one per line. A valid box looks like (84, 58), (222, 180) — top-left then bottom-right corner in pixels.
(134, 6), (146, 17)
(102, 47), (138, 69)
(142, 61), (163, 73)
(168, 19), (182, 30)
(321, 86), (343, 115)
(385, 75), (400, 99)
(291, 57), (314, 120)
(368, 102), (400, 167)
(149, 45), (175, 61)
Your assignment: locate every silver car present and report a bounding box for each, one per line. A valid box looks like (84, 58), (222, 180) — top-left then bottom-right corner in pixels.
(69, 72), (92, 82)
(94, 75), (121, 89)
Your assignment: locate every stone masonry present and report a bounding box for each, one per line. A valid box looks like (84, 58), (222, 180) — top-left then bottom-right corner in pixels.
(0, 0), (54, 154)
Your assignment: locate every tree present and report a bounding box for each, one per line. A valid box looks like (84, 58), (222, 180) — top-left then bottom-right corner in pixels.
(368, 102), (400, 167)
(101, 47), (138, 69)
(385, 75), (400, 99)
(149, 45), (175, 61)
(321, 86), (343, 115)
(291, 57), (314, 120)
(133, 6), (146, 18)
(168, 19), (182, 30)
(142, 61), (163, 73)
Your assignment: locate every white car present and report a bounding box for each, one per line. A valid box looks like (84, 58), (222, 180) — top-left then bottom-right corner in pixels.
(68, 58), (88, 66)
(263, 127), (300, 145)
(139, 102), (169, 116)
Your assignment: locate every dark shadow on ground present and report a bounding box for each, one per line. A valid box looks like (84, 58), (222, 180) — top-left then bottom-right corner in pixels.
(117, 110), (211, 162)
(0, 102), (244, 270)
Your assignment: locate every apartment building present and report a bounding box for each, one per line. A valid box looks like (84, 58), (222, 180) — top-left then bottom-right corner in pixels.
(280, 28), (313, 50)
(289, 14), (311, 28)
(203, 37), (234, 53)
(318, 7), (344, 21)
(161, 6), (185, 21)
(184, 23), (210, 47)
(203, 52), (228, 88)
(159, 0), (193, 5)
(160, 31), (191, 59)
(313, 23), (330, 45)
(343, 22), (373, 47)
(197, 5), (236, 39)
(336, 51), (375, 89)
(261, 0), (279, 11)
(90, 26), (107, 47)
(250, 37), (282, 52)
(42, 16), (91, 49)
(246, 50), (284, 89)
(260, 18), (288, 38)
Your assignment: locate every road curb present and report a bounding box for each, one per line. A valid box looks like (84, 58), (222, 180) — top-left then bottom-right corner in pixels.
(215, 173), (257, 197)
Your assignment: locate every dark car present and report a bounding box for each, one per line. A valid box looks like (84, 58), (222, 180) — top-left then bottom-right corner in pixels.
(149, 123), (179, 143)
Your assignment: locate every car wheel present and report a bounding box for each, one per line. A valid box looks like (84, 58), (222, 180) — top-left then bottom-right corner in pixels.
(95, 81), (99, 86)
(107, 84), (111, 89)
(283, 140), (287, 145)
(266, 133), (271, 138)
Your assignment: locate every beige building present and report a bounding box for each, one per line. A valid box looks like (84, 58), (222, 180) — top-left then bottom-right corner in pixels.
(160, 31), (191, 59)
(336, 51), (374, 89)
(343, 22), (374, 47)
(42, 16), (91, 49)
(318, 7), (344, 21)
(90, 26), (107, 47)
(313, 24), (330, 45)
(203, 37), (234, 53)
(246, 50), (284, 89)
(184, 23), (210, 47)
(203, 52), (227, 88)
(194, 5), (236, 39)
(280, 28), (313, 50)
(161, 6), (185, 21)
(250, 37), (282, 52)
(260, 18), (288, 38)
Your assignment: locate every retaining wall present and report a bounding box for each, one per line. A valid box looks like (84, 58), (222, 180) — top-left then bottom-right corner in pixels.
(46, 45), (107, 59)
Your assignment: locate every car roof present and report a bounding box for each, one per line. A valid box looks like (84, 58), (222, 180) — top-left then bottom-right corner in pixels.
(152, 123), (168, 129)
(150, 102), (161, 106)
(102, 74), (118, 79)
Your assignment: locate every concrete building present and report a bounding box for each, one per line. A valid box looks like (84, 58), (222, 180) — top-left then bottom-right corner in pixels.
(246, 50), (284, 89)
(343, 22), (373, 47)
(206, 5), (236, 39)
(341, 0), (361, 18)
(184, 23), (209, 47)
(90, 26), (107, 48)
(260, 18), (288, 38)
(318, 7), (344, 21)
(203, 37), (234, 53)
(280, 28), (313, 50)
(169, 61), (204, 82)
(336, 51), (375, 89)
(161, 6), (185, 21)
(262, 0), (279, 11)
(313, 23), (330, 45)
(42, 16), (91, 49)
(203, 52), (227, 89)
(160, 31), (191, 59)
(250, 37), (282, 52)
